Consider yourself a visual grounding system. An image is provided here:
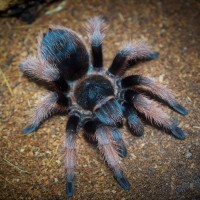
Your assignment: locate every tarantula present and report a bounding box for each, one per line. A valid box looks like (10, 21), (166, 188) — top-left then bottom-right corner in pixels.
(19, 17), (188, 197)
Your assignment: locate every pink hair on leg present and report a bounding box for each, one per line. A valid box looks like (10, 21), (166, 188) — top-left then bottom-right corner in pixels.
(20, 56), (60, 82)
(31, 92), (65, 128)
(95, 125), (130, 190)
(64, 139), (76, 182)
(117, 41), (152, 75)
(95, 125), (121, 171)
(132, 94), (174, 130)
(133, 76), (179, 106)
(85, 16), (108, 46)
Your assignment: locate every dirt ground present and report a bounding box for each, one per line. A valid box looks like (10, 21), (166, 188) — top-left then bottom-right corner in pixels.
(0, 0), (200, 199)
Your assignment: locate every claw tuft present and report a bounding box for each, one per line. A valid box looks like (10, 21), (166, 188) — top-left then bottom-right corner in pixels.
(22, 124), (38, 134)
(66, 181), (74, 197)
(172, 103), (188, 116)
(171, 127), (185, 140)
(114, 170), (131, 190)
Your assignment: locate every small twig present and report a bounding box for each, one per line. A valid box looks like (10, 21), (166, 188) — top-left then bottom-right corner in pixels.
(27, 100), (31, 108)
(0, 175), (14, 186)
(193, 126), (200, 129)
(3, 158), (30, 174)
(1, 80), (5, 86)
(0, 68), (14, 96)
(46, 144), (60, 167)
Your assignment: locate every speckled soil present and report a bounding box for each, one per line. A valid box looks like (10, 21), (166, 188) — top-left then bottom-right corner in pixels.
(0, 0), (200, 199)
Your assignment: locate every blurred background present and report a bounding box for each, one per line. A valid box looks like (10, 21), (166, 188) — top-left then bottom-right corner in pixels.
(0, 0), (199, 199)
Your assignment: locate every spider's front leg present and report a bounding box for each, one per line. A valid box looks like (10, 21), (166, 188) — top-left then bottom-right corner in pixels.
(64, 114), (80, 197)
(84, 120), (130, 189)
(95, 125), (130, 190)
(94, 98), (123, 127)
(22, 92), (69, 134)
(111, 127), (127, 158)
(122, 101), (144, 136)
(84, 120), (127, 158)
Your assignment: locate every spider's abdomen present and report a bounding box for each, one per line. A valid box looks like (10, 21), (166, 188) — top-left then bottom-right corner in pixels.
(40, 29), (89, 81)
(74, 75), (114, 110)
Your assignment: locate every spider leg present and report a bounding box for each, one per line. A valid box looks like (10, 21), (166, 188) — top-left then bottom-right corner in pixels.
(85, 16), (107, 69)
(94, 98), (123, 127)
(19, 56), (69, 92)
(127, 52), (158, 67)
(64, 115), (80, 197)
(95, 125), (131, 190)
(120, 75), (188, 115)
(22, 92), (69, 134)
(122, 89), (185, 139)
(108, 41), (157, 76)
(122, 102), (144, 136)
(111, 127), (127, 158)
(83, 120), (127, 157)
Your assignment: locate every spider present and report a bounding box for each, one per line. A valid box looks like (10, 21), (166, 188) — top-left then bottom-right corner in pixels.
(19, 16), (188, 197)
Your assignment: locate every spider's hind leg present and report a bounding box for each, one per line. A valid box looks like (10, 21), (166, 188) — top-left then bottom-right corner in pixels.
(22, 92), (69, 134)
(122, 101), (144, 136)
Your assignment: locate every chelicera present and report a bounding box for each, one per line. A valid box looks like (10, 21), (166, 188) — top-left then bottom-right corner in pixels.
(19, 17), (188, 197)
